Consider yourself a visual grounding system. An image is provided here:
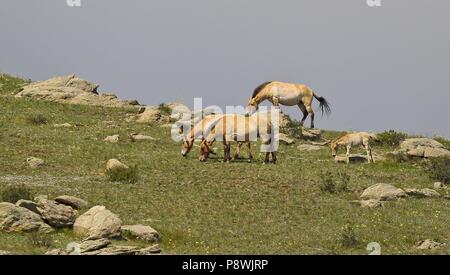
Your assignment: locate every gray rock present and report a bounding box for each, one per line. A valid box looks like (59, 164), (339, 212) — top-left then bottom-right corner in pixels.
(297, 144), (322, 151)
(405, 188), (441, 198)
(80, 238), (111, 253)
(27, 157), (45, 169)
(278, 133), (295, 145)
(54, 195), (88, 210)
(433, 182), (446, 190)
(130, 133), (156, 142)
(45, 248), (68, 255)
(83, 244), (161, 255)
(0, 202), (53, 233)
(104, 135), (120, 143)
(359, 199), (385, 208)
(121, 224), (160, 243)
(73, 206), (122, 240)
(36, 199), (77, 228)
(33, 195), (48, 203)
(360, 183), (407, 201)
(105, 159), (129, 172)
(415, 239), (445, 250)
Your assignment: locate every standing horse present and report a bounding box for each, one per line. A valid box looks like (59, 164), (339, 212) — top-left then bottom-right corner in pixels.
(330, 132), (378, 164)
(246, 81), (331, 128)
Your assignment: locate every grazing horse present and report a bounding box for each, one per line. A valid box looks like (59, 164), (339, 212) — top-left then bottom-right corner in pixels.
(246, 81), (331, 128)
(200, 111), (277, 163)
(180, 114), (252, 160)
(330, 132), (378, 164)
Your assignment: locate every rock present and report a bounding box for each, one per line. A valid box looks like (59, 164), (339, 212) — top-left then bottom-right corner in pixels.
(104, 135), (120, 143)
(297, 144), (322, 151)
(130, 133), (156, 142)
(45, 248), (68, 255)
(360, 183), (407, 201)
(36, 199), (77, 228)
(135, 103), (190, 124)
(0, 202), (53, 233)
(73, 206), (122, 240)
(415, 239), (445, 250)
(0, 250), (15, 255)
(106, 159), (129, 172)
(359, 199), (385, 208)
(83, 244), (161, 255)
(34, 195), (48, 202)
(396, 138), (450, 158)
(301, 128), (323, 140)
(54, 195), (89, 210)
(80, 238), (111, 253)
(53, 123), (72, 128)
(27, 157), (45, 169)
(278, 133), (295, 145)
(16, 199), (40, 215)
(434, 182), (446, 190)
(15, 75), (138, 108)
(405, 188), (441, 198)
(121, 225), (160, 243)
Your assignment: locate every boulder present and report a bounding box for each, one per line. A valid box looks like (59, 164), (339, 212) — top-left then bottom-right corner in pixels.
(360, 183), (407, 201)
(415, 239), (445, 250)
(16, 199), (40, 215)
(54, 195), (89, 210)
(106, 159), (129, 172)
(121, 225), (160, 243)
(130, 133), (156, 142)
(33, 195), (48, 202)
(405, 188), (441, 198)
(278, 133), (295, 145)
(297, 144), (322, 151)
(0, 202), (53, 233)
(73, 206), (122, 240)
(104, 135), (120, 143)
(135, 103), (190, 124)
(53, 123), (72, 128)
(400, 138), (445, 151)
(15, 75), (138, 108)
(36, 199), (77, 228)
(395, 138), (450, 158)
(83, 244), (161, 255)
(80, 238), (111, 253)
(27, 157), (45, 169)
(433, 182), (446, 190)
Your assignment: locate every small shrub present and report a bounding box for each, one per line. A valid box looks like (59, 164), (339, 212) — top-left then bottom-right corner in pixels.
(377, 130), (408, 147)
(106, 165), (139, 184)
(426, 157), (450, 184)
(319, 171), (336, 193)
(336, 171), (350, 192)
(27, 114), (48, 125)
(0, 184), (33, 203)
(27, 232), (53, 248)
(158, 103), (172, 116)
(340, 224), (359, 248)
(281, 117), (303, 138)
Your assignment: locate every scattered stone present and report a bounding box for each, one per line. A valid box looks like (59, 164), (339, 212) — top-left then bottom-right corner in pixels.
(121, 225), (160, 243)
(405, 188), (441, 198)
(104, 135), (120, 143)
(415, 239), (445, 250)
(360, 183), (407, 201)
(36, 199), (77, 228)
(0, 202), (53, 233)
(433, 182), (446, 190)
(400, 138), (446, 151)
(394, 138), (450, 158)
(359, 199), (385, 208)
(55, 195), (89, 210)
(80, 238), (111, 253)
(106, 159), (129, 172)
(53, 123), (72, 128)
(130, 133), (156, 142)
(83, 244), (161, 255)
(278, 133), (295, 145)
(297, 144), (322, 151)
(73, 205), (122, 240)
(335, 154), (385, 163)
(301, 128), (323, 140)
(27, 157), (45, 169)
(45, 248), (68, 255)
(34, 195), (48, 203)
(16, 199), (40, 215)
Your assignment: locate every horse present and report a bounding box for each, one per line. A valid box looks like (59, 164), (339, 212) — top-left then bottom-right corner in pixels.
(199, 111), (277, 163)
(330, 132), (378, 164)
(246, 81), (331, 128)
(180, 114), (252, 160)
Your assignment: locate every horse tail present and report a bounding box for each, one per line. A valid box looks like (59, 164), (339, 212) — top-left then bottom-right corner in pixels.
(313, 92), (331, 117)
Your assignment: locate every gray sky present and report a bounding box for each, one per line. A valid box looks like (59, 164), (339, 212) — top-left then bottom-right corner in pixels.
(1, 0), (449, 136)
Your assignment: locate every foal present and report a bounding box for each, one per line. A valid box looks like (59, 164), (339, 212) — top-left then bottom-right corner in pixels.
(330, 132), (377, 163)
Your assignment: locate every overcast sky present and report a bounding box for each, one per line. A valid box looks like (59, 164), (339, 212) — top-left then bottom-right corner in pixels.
(1, 0), (449, 136)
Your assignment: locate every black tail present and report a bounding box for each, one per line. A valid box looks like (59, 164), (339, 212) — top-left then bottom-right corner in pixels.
(313, 93), (331, 117)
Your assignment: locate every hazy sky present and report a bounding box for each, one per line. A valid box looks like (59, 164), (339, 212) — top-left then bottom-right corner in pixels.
(1, 0), (449, 136)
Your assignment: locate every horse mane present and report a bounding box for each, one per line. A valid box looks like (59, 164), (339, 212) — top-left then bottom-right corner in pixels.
(251, 81), (272, 99)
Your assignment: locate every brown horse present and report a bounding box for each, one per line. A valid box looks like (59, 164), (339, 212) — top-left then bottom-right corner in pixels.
(246, 81), (331, 128)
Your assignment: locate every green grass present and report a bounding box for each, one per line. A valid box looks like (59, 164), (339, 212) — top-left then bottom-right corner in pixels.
(0, 76), (449, 255)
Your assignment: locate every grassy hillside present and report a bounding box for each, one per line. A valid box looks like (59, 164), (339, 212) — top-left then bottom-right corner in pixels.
(0, 74), (449, 255)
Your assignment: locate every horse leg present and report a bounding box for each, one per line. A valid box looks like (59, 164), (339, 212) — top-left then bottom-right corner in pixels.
(247, 142), (253, 160)
(297, 103), (308, 127)
(234, 142), (242, 160)
(271, 152), (277, 164)
(346, 145), (351, 164)
(363, 140), (374, 163)
(306, 105), (315, 129)
(264, 152), (270, 163)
